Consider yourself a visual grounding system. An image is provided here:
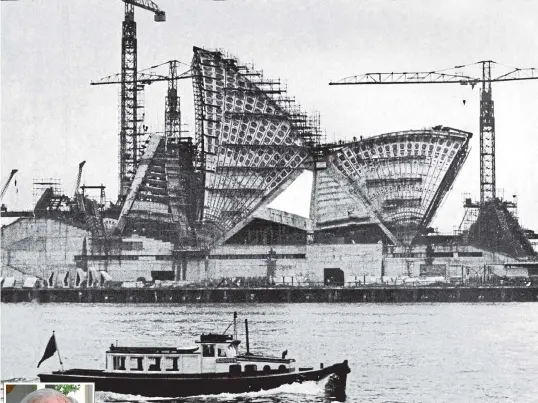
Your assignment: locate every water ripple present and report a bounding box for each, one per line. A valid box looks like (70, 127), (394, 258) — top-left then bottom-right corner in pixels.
(3, 303), (538, 402)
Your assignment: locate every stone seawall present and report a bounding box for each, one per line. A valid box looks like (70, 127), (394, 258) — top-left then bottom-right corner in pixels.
(2, 286), (537, 303)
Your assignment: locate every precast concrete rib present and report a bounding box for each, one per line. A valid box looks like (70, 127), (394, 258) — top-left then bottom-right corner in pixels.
(315, 127), (471, 244)
(116, 134), (163, 233)
(325, 163), (400, 246)
(115, 47), (471, 248)
(217, 168), (305, 246)
(191, 46), (316, 246)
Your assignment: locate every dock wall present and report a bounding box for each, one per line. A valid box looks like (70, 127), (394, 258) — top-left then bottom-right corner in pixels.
(2, 286), (538, 304)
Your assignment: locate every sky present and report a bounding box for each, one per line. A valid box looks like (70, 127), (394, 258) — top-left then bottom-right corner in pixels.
(1, 0), (537, 232)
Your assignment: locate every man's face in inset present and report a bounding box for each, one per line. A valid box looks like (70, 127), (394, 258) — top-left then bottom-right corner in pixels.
(35, 395), (71, 403)
(20, 390), (74, 403)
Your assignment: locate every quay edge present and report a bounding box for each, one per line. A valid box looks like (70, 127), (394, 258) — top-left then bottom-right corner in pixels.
(2, 286), (538, 304)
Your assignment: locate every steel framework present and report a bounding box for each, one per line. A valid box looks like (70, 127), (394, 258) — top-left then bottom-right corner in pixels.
(118, 0), (165, 201)
(311, 128), (472, 244)
(191, 47), (321, 245)
(92, 62), (191, 143)
(330, 61), (538, 206)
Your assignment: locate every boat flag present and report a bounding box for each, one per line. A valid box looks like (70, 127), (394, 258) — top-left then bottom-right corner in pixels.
(37, 332), (58, 368)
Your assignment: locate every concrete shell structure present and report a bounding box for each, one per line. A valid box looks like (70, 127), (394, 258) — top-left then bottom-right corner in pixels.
(115, 135), (197, 244)
(191, 47), (318, 246)
(312, 127), (472, 245)
(1, 47), (482, 285)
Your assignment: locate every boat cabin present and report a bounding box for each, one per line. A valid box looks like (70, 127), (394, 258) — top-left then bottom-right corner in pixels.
(106, 333), (295, 375)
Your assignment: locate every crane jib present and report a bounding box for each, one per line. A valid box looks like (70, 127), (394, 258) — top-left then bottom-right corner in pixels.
(122, 0), (165, 16)
(329, 76), (538, 85)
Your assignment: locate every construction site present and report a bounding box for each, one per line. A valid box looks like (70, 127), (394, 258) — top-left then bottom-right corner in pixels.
(1, 0), (538, 301)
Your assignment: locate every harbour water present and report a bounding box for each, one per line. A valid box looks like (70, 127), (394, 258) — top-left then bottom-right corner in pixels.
(2, 303), (538, 402)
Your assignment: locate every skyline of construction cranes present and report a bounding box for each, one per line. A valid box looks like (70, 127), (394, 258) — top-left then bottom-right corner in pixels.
(1, 0), (537, 233)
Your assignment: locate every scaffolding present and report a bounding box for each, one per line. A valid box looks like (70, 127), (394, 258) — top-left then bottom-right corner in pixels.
(468, 198), (536, 258)
(191, 46), (316, 245)
(458, 193), (480, 235)
(311, 128), (472, 245)
(117, 83), (147, 200)
(32, 179), (63, 206)
(116, 134), (198, 245)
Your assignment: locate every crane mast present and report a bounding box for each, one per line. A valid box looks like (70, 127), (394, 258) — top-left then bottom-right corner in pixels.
(479, 61), (495, 206)
(92, 61), (191, 143)
(330, 61), (538, 207)
(165, 60), (181, 142)
(119, 0), (165, 202)
(120, 2), (138, 200)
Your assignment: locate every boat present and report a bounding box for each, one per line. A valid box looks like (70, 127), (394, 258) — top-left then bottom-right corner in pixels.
(37, 314), (350, 398)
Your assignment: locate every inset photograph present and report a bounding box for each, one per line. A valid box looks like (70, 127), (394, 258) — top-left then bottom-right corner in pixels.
(4, 383), (94, 403)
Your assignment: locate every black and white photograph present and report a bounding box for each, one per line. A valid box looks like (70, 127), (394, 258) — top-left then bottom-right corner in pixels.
(1, 0), (538, 401)
(4, 383), (95, 403)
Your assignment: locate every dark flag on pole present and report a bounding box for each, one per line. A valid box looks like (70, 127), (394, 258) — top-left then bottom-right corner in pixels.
(37, 333), (57, 368)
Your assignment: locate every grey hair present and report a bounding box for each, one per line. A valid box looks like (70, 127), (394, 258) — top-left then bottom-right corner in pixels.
(20, 389), (72, 403)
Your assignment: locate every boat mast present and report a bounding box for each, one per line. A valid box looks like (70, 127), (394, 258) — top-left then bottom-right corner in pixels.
(233, 311), (237, 340)
(245, 319), (250, 355)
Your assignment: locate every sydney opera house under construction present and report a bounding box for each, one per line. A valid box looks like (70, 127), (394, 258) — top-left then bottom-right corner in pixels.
(1, 46), (536, 288)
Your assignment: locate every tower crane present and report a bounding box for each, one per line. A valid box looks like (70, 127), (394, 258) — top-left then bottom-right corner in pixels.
(1, 169), (18, 203)
(329, 61), (538, 207)
(118, 0), (165, 202)
(92, 61), (192, 142)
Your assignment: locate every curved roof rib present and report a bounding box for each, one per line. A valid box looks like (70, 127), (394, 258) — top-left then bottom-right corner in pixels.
(315, 127), (471, 244)
(192, 47), (319, 246)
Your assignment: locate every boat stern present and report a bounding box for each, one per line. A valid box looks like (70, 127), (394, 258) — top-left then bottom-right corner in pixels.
(324, 360), (350, 401)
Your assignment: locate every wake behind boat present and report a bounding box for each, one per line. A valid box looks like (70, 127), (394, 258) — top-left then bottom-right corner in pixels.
(37, 313), (350, 399)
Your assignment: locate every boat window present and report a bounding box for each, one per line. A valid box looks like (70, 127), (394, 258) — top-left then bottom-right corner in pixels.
(130, 357), (144, 371)
(217, 347), (227, 357)
(165, 357), (179, 372)
(229, 364), (241, 375)
(202, 344), (215, 357)
(148, 356), (161, 372)
(113, 356), (126, 371)
(245, 364), (257, 374)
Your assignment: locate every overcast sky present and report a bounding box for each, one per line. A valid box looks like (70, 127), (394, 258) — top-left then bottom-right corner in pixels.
(1, 0), (537, 232)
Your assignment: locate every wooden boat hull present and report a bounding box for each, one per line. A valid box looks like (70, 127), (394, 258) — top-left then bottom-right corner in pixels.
(38, 360), (350, 398)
